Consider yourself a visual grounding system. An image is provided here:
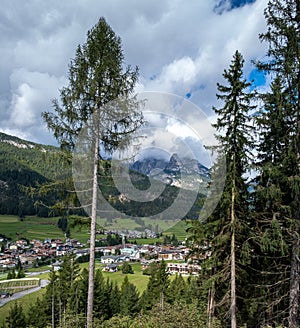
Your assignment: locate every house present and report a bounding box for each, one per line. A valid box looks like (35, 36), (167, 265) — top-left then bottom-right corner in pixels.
(9, 245), (17, 251)
(167, 262), (201, 276)
(102, 264), (118, 273)
(100, 255), (129, 264)
(51, 261), (62, 271)
(19, 255), (36, 266)
(120, 246), (140, 260)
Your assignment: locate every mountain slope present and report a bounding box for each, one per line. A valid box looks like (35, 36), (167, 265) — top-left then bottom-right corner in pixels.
(0, 133), (65, 216)
(0, 133), (206, 220)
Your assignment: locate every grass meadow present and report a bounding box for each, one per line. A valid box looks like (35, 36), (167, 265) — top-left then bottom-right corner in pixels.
(0, 215), (188, 243)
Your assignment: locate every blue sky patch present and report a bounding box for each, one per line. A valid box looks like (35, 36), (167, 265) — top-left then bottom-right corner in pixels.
(248, 68), (266, 89)
(215, 0), (256, 14)
(230, 0), (256, 9)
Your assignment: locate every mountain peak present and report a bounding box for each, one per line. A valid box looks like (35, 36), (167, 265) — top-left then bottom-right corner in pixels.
(130, 153), (210, 192)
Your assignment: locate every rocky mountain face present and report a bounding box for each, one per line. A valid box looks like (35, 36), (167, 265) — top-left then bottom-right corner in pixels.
(130, 153), (210, 193)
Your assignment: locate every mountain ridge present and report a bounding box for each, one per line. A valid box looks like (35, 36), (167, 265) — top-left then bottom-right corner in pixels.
(130, 153), (210, 193)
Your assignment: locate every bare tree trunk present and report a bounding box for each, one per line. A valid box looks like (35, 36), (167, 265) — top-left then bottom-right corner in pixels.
(86, 134), (99, 328)
(52, 281), (55, 328)
(230, 185), (237, 328)
(207, 283), (215, 328)
(288, 232), (300, 328)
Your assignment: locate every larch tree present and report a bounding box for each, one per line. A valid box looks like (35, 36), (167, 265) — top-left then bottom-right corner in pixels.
(42, 17), (143, 328)
(256, 0), (300, 326)
(187, 50), (255, 327)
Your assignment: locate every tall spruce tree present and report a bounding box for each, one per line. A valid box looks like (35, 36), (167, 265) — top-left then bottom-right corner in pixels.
(42, 17), (143, 328)
(120, 275), (140, 316)
(250, 76), (291, 326)
(140, 260), (170, 311)
(255, 1), (300, 326)
(187, 50), (255, 327)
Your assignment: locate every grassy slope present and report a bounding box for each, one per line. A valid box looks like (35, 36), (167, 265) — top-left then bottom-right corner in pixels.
(0, 215), (188, 243)
(163, 220), (189, 240)
(0, 215), (90, 243)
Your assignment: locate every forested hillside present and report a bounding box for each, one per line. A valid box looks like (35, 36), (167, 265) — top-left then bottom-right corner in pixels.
(0, 133), (67, 216)
(0, 132), (204, 219)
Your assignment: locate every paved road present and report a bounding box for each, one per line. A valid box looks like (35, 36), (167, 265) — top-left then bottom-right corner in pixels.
(0, 279), (49, 307)
(26, 270), (50, 276)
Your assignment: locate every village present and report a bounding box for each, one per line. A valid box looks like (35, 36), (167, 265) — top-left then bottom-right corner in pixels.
(0, 232), (204, 277)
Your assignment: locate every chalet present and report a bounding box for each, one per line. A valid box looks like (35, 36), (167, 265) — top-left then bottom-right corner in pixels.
(9, 244), (17, 251)
(19, 255), (36, 266)
(102, 264), (118, 273)
(51, 261), (62, 271)
(74, 249), (89, 258)
(167, 262), (201, 276)
(100, 255), (130, 264)
(157, 249), (183, 261)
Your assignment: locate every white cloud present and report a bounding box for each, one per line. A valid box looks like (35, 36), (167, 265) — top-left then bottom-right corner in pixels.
(0, 0), (269, 146)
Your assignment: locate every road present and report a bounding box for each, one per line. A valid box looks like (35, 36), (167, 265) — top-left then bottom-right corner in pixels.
(0, 279), (49, 307)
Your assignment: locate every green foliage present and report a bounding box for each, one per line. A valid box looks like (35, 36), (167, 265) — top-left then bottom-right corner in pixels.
(26, 297), (49, 328)
(142, 262), (159, 276)
(121, 262), (134, 274)
(119, 276), (140, 316)
(98, 302), (208, 328)
(5, 302), (27, 328)
(140, 260), (170, 311)
(187, 50), (255, 326)
(252, 0), (300, 326)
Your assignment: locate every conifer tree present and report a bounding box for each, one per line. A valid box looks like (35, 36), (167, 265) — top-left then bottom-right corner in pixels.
(256, 1), (300, 326)
(26, 297), (49, 328)
(119, 275), (140, 316)
(140, 260), (170, 311)
(42, 17), (143, 328)
(250, 76), (291, 326)
(187, 50), (255, 327)
(5, 302), (26, 328)
(168, 273), (187, 304)
(93, 269), (110, 320)
(109, 283), (121, 317)
(68, 267), (89, 318)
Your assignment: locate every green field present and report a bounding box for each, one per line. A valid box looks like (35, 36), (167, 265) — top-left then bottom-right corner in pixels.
(100, 262), (149, 292)
(0, 215), (188, 243)
(0, 215), (91, 243)
(163, 220), (189, 240)
(96, 217), (182, 235)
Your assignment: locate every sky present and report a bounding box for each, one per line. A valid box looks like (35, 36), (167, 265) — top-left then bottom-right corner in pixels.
(0, 0), (269, 156)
